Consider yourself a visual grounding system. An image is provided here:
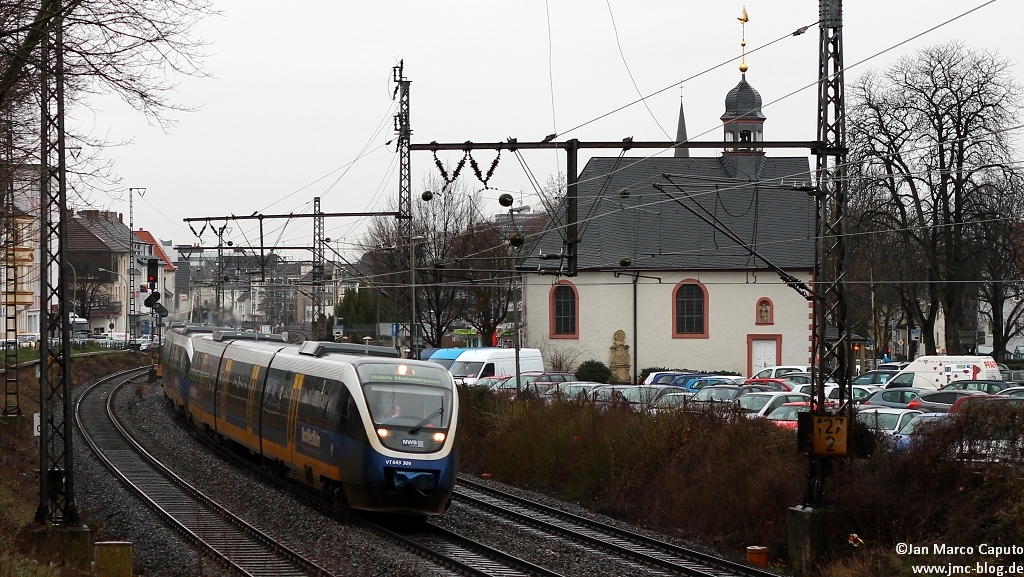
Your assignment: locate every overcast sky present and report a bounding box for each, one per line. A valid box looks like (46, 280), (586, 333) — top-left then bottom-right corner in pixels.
(76, 0), (1021, 261)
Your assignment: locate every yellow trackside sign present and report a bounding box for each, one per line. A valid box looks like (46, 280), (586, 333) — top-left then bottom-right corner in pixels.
(812, 416), (847, 456)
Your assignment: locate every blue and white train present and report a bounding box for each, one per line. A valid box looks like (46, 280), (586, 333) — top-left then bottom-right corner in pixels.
(161, 325), (459, 515)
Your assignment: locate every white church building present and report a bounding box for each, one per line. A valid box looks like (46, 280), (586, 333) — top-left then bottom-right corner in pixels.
(521, 72), (815, 380)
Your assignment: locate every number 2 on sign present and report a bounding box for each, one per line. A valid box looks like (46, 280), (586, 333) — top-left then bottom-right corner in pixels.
(812, 416), (848, 456)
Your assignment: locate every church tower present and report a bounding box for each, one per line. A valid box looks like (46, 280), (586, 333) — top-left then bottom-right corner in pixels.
(721, 6), (765, 157)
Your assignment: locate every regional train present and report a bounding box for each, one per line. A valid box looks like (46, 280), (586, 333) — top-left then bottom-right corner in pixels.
(161, 325), (459, 515)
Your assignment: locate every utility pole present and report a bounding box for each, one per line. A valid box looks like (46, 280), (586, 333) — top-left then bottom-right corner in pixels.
(36, 0), (78, 527)
(393, 61), (413, 352)
(789, 0), (851, 572)
(3, 119), (20, 416)
(214, 223), (227, 322)
(311, 197), (325, 340)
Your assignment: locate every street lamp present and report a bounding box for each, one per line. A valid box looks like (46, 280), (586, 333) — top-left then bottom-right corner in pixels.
(98, 267), (130, 348)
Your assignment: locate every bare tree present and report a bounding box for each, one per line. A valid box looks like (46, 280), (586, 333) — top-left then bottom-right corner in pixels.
(972, 178), (1024, 360)
(848, 42), (1022, 355)
(0, 0), (212, 119)
(360, 175), (480, 348)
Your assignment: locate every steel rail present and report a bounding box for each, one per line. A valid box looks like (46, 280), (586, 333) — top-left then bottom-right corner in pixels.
(455, 476), (778, 577)
(171, 393), (561, 577)
(76, 369), (335, 577)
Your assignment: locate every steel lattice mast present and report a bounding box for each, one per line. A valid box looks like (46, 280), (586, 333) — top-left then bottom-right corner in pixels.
(311, 196), (325, 340)
(3, 121), (20, 416)
(128, 188), (136, 340)
(36, 0), (77, 525)
(392, 61), (413, 354)
(806, 0), (852, 506)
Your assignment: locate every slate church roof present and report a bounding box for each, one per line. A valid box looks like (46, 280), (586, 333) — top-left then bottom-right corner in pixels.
(521, 155), (815, 272)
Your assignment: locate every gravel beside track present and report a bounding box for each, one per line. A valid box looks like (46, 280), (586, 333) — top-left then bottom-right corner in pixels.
(76, 378), (753, 576)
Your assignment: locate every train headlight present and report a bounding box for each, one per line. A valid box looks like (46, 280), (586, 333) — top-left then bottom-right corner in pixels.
(376, 428), (390, 438)
(432, 432), (446, 443)
(397, 364), (408, 376)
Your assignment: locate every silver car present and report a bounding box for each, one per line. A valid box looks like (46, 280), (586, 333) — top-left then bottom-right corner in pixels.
(856, 407), (923, 435)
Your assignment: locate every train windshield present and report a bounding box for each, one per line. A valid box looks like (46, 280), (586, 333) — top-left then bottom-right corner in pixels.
(357, 363), (454, 429)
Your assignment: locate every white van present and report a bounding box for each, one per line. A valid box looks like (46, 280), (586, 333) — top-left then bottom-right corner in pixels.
(887, 355), (1002, 390)
(448, 348), (545, 385)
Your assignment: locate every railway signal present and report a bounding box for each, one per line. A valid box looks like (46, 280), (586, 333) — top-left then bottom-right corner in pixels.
(146, 258), (159, 289)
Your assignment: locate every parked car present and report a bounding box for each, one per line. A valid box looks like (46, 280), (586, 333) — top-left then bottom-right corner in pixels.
(689, 385), (744, 406)
(664, 373), (712, 391)
(592, 385), (657, 411)
(489, 375), (552, 397)
(886, 355), (1001, 390)
(862, 387), (924, 409)
(492, 372), (549, 394)
(750, 365), (809, 379)
(533, 372), (577, 385)
(907, 389), (989, 413)
(474, 376), (512, 389)
(641, 384), (693, 404)
(893, 412), (949, 452)
(685, 375), (745, 392)
(736, 384), (779, 397)
(940, 380), (1011, 395)
(541, 382), (606, 403)
(742, 377), (796, 391)
(877, 361), (911, 372)
(856, 407), (923, 435)
(644, 371), (691, 385)
(826, 385), (882, 405)
(997, 386), (1024, 398)
(17, 334), (39, 348)
(648, 393), (692, 414)
(852, 370), (898, 386)
(792, 383), (838, 398)
(948, 394), (1024, 414)
(999, 369), (1024, 382)
(765, 401), (813, 430)
(783, 372), (813, 385)
(737, 391), (810, 418)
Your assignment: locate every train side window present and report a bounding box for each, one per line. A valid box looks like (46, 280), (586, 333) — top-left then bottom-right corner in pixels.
(338, 385), (352, 421)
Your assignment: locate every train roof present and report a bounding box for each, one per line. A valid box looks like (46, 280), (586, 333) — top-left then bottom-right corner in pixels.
(297, 341), (399, 358)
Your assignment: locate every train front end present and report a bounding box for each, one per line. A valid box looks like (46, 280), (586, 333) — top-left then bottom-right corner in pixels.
(347, 360), (459, 515)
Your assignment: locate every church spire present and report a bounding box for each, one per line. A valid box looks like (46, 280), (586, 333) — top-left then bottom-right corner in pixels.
(738, 5), (749, 75)
(674, 88), (689, 158)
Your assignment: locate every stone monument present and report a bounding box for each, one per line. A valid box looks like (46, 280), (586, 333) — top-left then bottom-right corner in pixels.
(609, 329), (631, 383)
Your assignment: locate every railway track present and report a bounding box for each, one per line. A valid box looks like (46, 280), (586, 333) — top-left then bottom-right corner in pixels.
(87, 367), (772, 576)
(76, 368), (336, 577)
(453, 477), (777, 577)
(139, 378), (562, 577)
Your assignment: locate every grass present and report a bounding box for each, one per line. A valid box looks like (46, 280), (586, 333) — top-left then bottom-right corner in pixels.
(459, 388), (1024, 574)
(0, 352), (148, 575)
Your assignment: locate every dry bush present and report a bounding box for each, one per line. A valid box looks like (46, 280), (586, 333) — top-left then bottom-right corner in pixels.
(457, 390), (1024, 572)
(458, 391), (805, 555)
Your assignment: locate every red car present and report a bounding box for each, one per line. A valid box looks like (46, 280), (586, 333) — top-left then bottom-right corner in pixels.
(765, 401), (813, 430)
(743, 377), (796, 392)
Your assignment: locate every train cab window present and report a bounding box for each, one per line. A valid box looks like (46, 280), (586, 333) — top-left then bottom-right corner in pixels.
(480, 363), (495, 378)
(357, 363), (454, 430)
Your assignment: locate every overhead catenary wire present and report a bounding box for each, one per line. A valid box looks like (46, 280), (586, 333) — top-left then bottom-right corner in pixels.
(193, 0), (1005, 289)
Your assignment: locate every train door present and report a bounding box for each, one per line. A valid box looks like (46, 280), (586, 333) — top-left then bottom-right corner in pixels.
(217, 358), (233, 433)
(187, 351), (207, 422)
(246, 364), (261, 449)
(286, 374), (305, 470)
